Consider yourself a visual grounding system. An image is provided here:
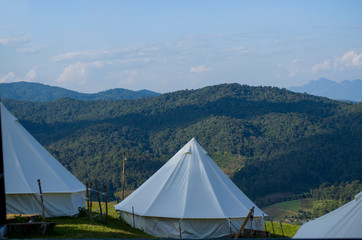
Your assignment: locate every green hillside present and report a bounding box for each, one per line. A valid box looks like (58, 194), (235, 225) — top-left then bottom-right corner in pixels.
(2, 83), (362, 202)
(0, 81), (160, 102)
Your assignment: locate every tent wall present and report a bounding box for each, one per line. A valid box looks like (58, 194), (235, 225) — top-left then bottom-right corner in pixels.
(120, 211), (264, 239)
(6, 191), (85, 217)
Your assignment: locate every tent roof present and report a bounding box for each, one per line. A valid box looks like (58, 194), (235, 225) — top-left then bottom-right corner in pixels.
(293, 191), (362, 238)
(1, 103), (85, 194)
(115, 138), (264, 219)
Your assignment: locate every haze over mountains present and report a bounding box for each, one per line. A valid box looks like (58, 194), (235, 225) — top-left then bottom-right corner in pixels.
(0, 81), (160, 102)
(289, 78), (362, 102)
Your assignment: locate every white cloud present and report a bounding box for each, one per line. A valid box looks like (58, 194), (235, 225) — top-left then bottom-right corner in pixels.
(278, 59), (305, 77)
(16, 44), (49, 54)
(311, 50), (362, 73)
(24, 67), (37, 82)
(312, 59), (331, 73)
(50, 45), (144, 62)
(0, 72), (15, 83)
(190, 65), (213, 73)
(338, 50), (362, 68)
(227, 46), (247, 54)
(0, 34), (31, 47)
(56, 61), (105, 84)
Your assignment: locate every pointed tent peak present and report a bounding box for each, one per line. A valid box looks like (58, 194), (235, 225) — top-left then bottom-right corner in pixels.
(181, 137), (208, 155)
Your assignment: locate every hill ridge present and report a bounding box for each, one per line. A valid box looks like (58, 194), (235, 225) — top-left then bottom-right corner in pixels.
(0, 81), (161, 102)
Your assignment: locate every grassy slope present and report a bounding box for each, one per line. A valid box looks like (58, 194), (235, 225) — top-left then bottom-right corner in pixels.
(8, 202), (152, 239)
(263, 199), (313, 219)
(264, 221), (299, 238)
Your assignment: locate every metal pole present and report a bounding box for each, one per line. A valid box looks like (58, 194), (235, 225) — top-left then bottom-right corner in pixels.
(122, 151), (126, 200)
(37, 179), (46, 221)
(86, 183), (90, 219)
(179, 220), (182, 239)
(95, 183), (102, 220)
(0, 106), (8, 238)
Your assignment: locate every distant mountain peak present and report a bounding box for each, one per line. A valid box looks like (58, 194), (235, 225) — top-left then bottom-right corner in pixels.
(289, 78), (362, 102)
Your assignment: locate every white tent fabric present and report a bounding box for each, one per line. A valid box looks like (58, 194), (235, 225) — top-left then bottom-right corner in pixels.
(293, 191), (362, 239)
(1, 103), (86, 217)
(115, 138), (265, 238)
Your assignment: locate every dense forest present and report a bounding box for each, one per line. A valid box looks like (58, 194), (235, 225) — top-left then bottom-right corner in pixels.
(0, 81), (160, 102)
(2, 83), (362, 203)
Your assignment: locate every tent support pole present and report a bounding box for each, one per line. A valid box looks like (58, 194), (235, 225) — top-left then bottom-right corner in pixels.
(86, 183), (90, 219)
(179, 219), (182, 239)
(132, 206), (135, 228)
(37, 179), (46, 221)
(95, 183), (102, 220)
(234, 206), (254, 239)
(89, 182), (93, 213)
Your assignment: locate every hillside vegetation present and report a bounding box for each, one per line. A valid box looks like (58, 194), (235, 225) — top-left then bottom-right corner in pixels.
(2, 83), (362, 203)
(0, 81), (160, 102)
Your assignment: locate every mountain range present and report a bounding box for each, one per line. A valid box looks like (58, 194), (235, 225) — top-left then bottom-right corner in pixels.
(0, 81), (160, 101)
(289, 78), (362, 102)
(3, 83), (361, 206)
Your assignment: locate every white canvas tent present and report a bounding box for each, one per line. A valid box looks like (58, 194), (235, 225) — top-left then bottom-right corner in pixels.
(293, 191), (362, 238)
(1, 103), (86, 217)
(115, 138), (265, 239)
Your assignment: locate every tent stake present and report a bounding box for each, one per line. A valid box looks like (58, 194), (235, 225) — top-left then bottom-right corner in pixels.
(37, 179), (46, 221)
(234, 206), (254, 239)
(95, 183), (102, 220)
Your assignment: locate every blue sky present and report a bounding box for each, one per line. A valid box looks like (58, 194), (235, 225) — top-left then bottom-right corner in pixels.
(1, 0), (362, 93)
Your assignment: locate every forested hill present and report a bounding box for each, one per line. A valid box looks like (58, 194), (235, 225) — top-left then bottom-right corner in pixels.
(0, 81), (160, 102)
(2, 83), (362, 203)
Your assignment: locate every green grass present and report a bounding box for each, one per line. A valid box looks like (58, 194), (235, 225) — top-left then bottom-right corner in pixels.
(300, 198), (313, 211)
(278, 200), (300, 213)
(264, 221), (300, 238)
(8, 202), (152, 239)
(263, 198), (314, 220)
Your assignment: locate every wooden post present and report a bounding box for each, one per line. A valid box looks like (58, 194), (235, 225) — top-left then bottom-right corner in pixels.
(279, 220), (284, 237)
(271, 219), (275, 235)
(95, 183), (102, 220)
(234, 206), (254, 239)
(86, 183), (90, 219)
(89, 182), (93, 213)
(104, 185), (108, 224)
(122, 151), (126, 200)
(37, 179), (46, 221)
(132, 206), (135, 228)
